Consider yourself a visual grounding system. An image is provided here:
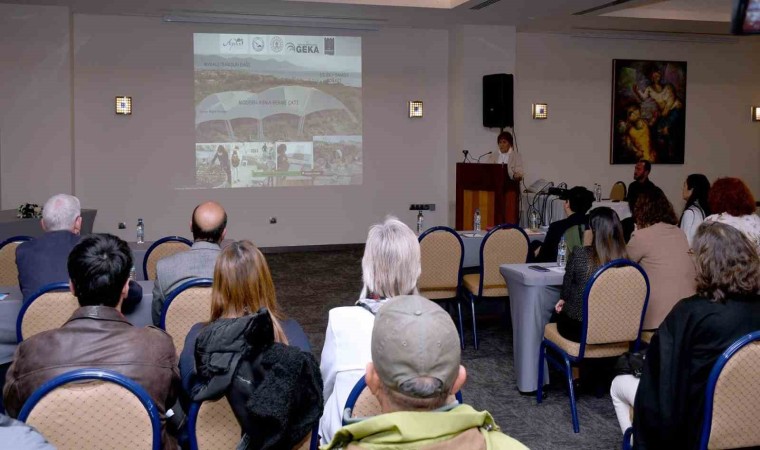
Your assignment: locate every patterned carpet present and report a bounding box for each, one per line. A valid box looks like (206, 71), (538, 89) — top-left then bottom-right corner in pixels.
(265, 248), (622, 450)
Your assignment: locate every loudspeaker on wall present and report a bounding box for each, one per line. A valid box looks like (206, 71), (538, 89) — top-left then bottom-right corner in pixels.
(483, 74), (514, 128)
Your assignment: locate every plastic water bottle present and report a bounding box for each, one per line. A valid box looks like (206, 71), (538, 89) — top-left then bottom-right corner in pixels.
(416, 211), (424, 235)
(529, 209), (540, 230)
(595, 183), (602, 202)
(557, 235), (567, 268)
(474, 209), (481, 233)
(136, 218), (145, 244)
(129, 265), (136, 281)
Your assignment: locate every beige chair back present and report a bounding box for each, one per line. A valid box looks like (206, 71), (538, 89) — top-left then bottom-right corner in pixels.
(20, 289), (79, 341)
(707, 339), (760, 449)
(0, 239), (26, 285)
(610, 181), (627, 202)
(585, 265), (648, 345)
(418, 228), (462, 300)
(163, 285), (212, 356)
(480, 226), (528, 291)
(25, 380), (155, 450)
(145, 240), (191, 280)
(350, 386), (382, 419)
(194, 398), (241, 449)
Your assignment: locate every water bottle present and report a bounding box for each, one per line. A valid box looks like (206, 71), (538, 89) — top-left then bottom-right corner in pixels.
(416, 211), (424, 235)
(129, 265), (136, 281)
(136, 218), (145, 244)
(473, 209), (481, 233)
(595, 183), (602, 202)
(529, 209), (540, 230)
(557, 235), (567, 268)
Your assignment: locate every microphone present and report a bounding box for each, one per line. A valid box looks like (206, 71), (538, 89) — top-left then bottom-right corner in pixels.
(476, 151), (492, 163)
(462, 150), (470, 163)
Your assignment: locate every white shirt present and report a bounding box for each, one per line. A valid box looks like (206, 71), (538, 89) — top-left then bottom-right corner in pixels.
(487, 148), (524, 180)
(680, 203), (705, 248)
(705, 212), (760, 254)
(319, 305), (376, 444)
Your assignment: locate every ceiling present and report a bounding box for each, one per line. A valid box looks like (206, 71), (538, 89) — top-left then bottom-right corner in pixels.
(2, 0), (739, 34)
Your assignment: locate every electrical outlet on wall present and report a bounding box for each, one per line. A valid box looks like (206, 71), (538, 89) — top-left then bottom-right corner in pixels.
(408, 204), (436, 211)
(269, 217), (277, 224)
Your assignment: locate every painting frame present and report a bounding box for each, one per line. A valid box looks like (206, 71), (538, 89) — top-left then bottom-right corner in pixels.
(610, 59), (687, 165)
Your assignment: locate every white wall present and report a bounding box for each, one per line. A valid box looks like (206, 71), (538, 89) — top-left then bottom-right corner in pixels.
(71, 14), (449, 245)
(514, 33), (760, 212)
(0, 4), (72, 208)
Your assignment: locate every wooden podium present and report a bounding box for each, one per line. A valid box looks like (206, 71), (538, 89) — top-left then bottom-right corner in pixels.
(455, 163), (520, 230)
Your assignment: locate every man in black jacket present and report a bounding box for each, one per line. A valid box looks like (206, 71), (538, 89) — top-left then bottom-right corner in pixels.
(535, 186), (594, 263)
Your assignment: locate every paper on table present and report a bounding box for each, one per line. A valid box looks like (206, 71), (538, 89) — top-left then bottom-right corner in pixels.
(548, 266), (565, 274)
(0, 293), (7, 300)
(460, 233), (482, 238)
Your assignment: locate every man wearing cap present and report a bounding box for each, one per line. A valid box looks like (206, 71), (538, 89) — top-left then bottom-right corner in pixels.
(535, 186), (595, 262)
(322, 295), (527, 450)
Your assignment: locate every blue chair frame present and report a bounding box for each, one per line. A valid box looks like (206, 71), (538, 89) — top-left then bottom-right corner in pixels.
(536, 259), (650, 433)
(0, 235), (32, 249)
(18, 368), (162, 450)
(16, 281), (71, 343)
(698, 330), (760, 450)
(159, 278), (213, 330)
(468, 223), (530, 350)
(187, 400), (319, 450)
(418, 226), (466, 349)
(342, 375), (464, 426)
(142, 236), (192, 280)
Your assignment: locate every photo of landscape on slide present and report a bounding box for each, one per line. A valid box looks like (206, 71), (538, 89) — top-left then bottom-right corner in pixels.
(193, 33), (362, 188)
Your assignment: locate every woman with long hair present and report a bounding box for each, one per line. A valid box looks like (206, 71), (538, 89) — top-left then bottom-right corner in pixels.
(179, 241), (309, 392)
(319, 216), (421, 444)
(705, 177), (760, 253)
(627, 187), (695, 331)
(554, 207), (628, 341)
(622, 222), (760, 447)
(678, 174), (710, 247)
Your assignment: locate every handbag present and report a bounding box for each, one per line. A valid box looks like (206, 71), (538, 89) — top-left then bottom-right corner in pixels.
(614, 351), (646, 378)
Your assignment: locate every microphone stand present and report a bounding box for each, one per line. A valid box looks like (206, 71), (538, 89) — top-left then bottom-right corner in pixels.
(476, 151), (492, 163)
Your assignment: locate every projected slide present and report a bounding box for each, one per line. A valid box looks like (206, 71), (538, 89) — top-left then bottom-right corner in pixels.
(194, 34), (362, 188)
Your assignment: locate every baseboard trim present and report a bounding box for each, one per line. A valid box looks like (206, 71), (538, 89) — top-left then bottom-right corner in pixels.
(259, 243), (364, 254)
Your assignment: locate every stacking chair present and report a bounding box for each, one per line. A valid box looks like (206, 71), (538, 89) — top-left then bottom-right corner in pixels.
(418, 226), (465, 348)
(610, 181), (627, 202)
(143, 236), (192, 280)
(17, 282), (78, 342)
(537, 259), (649, 433)
(462, 224), (529, 349)
(0, 235), (32, 285)
(342, 376), (463, 425)
(160, 278), (213, 356)
(18, 368), (162, 450)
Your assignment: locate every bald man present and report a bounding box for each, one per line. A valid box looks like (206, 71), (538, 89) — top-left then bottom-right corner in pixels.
(151, 202), (227, 325)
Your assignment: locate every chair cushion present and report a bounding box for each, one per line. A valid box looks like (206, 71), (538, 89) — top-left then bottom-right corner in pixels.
(462, 274), (508, 298)
(418, 288), (458, 300)
(544, 323), (629, 358)
(641, 330), (655, 344)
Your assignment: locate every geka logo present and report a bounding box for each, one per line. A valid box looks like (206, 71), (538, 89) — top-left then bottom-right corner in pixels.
(222, 38), (245, 48)
(286, 42), (320, 53)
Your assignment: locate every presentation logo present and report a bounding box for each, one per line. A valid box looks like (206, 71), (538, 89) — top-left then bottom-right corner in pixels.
(270, 36), (284, 53)
(251, 37), (265, 52)
(222, 37), (245, 49)
(325, 38), (335, 55)
(286, 41), (320, 54)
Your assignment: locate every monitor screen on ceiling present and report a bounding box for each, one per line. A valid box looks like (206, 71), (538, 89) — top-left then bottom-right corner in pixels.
(731, 0), (760, 34)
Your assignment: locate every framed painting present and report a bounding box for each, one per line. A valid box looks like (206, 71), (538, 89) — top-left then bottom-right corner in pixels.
(610, 59), (687, 164)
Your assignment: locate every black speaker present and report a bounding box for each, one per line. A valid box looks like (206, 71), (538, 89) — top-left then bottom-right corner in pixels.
(483, 73), (514, 128)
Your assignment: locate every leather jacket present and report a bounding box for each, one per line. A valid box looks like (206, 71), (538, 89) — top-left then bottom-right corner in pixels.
(3, 306), (180, 449)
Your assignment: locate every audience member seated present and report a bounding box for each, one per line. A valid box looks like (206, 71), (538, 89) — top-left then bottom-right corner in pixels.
(16, 193), (141, 306)
(190, 308), (322, 450)
(179, 240), (309, 395)
(0, 413), (55, 450)
(152, 201), (227, 325)
(4, 234), (180, 449)
(319, 216), (421, 444)
(608, 222), (760, 448)
(535, 186), (595, 262)
(678, 174), (711, 248)
(705, 177), (760, 254)
(322, 295), (527, 450)
(622, 160), (657, 241)
(627, 187), (695, 331)
(553, 207), (627, 342)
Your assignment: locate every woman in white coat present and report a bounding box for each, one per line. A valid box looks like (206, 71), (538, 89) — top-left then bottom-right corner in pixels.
(678, 173), (710, 248)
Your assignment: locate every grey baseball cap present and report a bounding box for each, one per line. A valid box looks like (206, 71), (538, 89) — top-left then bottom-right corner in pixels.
(371, 295), (461, 396)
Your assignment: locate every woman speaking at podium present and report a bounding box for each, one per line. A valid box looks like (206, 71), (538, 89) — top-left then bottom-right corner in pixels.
(486, 131), (524, 181)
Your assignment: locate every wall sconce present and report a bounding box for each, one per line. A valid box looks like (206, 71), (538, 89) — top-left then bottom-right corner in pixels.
(115, 96), (132, 115)
(408, 100), (423, 118)
(531, 103), (548, 119)
(752, 106), (760, 122)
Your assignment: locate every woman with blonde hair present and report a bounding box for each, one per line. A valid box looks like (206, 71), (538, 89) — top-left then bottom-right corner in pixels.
(179, 240), (309, 392)
(319, 216), (421, 444)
